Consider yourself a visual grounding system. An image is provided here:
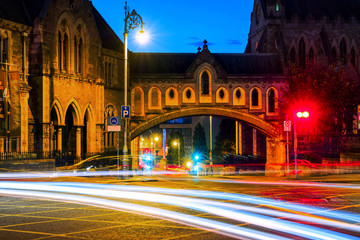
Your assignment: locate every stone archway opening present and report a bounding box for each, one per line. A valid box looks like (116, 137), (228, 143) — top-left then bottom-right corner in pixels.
(63, 105), (76, 155)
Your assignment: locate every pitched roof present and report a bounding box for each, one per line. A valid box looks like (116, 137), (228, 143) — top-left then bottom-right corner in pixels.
(91, 4), (123, 52)
(0, 0), (32, 25)
(213, 53), (282, 74)
(130, 53), (198, 74)
(130, 52), (282, 75)
(278, 0), (360, 20)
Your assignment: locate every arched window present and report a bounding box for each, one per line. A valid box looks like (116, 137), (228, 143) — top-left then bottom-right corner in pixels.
(58, 32), (62, 70)
(133, 88), (143, 115)
(268, 89), (275, 113)
(63, 33), (68, 71)
(308, 47), (315, 66)
(201, 71), (209, 95)
(299, 39), (306, 68)
(74, 37), (77, 72)
(290, 47), (296, 64)
(150, 88), (160, 107)
(104, 106), (116, 148)
(0, 31), (8, 69)
(340, 39), (347, 64)
(78, 38), (83, 73)
(251, 88), (259, 107)
(351, 48), (356, 67)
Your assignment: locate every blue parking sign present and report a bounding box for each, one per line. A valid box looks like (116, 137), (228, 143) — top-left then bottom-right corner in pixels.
(122, 105), (130, 118)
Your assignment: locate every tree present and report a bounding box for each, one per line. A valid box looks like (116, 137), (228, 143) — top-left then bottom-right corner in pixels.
(213, 119), (235, 162)
(280, 63), (358, 137)
(166, 130), (184, 166)
(192, 123), (208, 157)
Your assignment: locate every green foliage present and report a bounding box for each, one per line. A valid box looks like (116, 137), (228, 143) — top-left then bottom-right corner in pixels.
(192, 123), (208, 157)
(166, 130), (184, 165)
(280, 63), (358, 136)
(213, 119), (235, 162)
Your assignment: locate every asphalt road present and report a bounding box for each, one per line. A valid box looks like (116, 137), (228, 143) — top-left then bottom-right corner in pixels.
(1, 173), (360, 239)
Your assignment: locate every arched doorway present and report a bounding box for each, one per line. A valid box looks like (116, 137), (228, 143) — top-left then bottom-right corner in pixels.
(63, 105), (76, 155)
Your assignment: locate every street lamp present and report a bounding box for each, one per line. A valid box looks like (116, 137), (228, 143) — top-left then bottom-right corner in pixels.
(123, 2), (145, 176)
(173, 140), (180, 167)
(294, 111), (309, 180)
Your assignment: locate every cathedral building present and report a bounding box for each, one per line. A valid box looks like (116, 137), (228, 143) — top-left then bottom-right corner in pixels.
(0, 0), (359, 167)
(0, 0), (125, 158)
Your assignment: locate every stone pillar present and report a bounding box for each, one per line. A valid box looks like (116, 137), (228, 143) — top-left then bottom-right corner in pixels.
(266, 136), (286, 176)
(76, 127), (81, 159)
(131, 136), (139, 170)
(236, 121), (242, 155)
(57, 128), (62, 152)
(252, 128), (257, 156)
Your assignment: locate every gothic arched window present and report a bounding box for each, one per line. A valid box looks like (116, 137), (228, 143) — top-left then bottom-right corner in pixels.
(58, 32), (62, 70)
(268, 89), (275, 113)
(104, 106), (116, 148)
(134, 88), (143, 115)
(299, 39), (306, 68)
(0, 31), (8, 69)
(340, 39), (347, 64)
(63, 33), (68, 71)
(251, 88), (259, 107)
(78, 37), (83, 73)
(201, 71), (209, 95)
(150, 88), (160, 107)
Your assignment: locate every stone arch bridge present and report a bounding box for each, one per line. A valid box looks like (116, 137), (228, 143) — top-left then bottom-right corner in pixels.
(127, 43), (287, 171)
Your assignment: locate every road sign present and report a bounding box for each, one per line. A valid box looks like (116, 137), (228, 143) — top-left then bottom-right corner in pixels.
(107, 116), (121, 132)
(284, 120), (291, 132)
(122, 105), (130, 118)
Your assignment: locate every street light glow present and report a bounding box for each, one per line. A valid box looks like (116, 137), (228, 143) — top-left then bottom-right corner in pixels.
(137, 30), (149, 44)
(296, 111), (309, 118)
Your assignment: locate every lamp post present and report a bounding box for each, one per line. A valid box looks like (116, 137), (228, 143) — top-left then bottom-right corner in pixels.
(123, 2), (145, 176)
(173, 141), (180, 167)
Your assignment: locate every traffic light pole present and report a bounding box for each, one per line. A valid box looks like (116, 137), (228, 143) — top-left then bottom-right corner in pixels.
(294, 118), (298, 180)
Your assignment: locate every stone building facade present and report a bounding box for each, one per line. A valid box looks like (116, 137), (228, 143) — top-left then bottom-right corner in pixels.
(0, 0), (360, 167)
(0, 0), (125, 157)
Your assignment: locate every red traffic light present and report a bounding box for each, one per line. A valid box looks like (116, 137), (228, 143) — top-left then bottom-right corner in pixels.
(296, 111), (309, 118)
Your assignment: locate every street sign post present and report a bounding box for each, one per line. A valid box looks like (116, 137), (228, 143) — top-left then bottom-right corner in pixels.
(284, 120), (291, 132)
(121, 105), (130, 118)
(107, 116), (121, 132)
(284, 119), (291, 178)
(107, 116), (121, 179)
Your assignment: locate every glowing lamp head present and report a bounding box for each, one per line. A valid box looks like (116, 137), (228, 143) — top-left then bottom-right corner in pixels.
(154, 136), (159, 142)
(186, 162), (192, 168)
(136, 30), (148, 44)
(173, 141), (178, 146)
(194, 155), (199, 160)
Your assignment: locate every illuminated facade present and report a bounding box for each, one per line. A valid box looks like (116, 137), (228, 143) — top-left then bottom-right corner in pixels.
(0, 0), (359, 171)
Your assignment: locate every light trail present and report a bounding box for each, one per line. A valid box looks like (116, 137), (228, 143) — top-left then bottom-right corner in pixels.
(1, 181), (360, 239)
(46, 181), (360, 224)
(0, 188), (289, 240)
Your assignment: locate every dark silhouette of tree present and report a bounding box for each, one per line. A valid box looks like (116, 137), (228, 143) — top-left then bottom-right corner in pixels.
(213, 119), (235, 162)
(192, 123), (208, 157)
(280, 63), (358, 138)
(166, 130), (184, 166)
